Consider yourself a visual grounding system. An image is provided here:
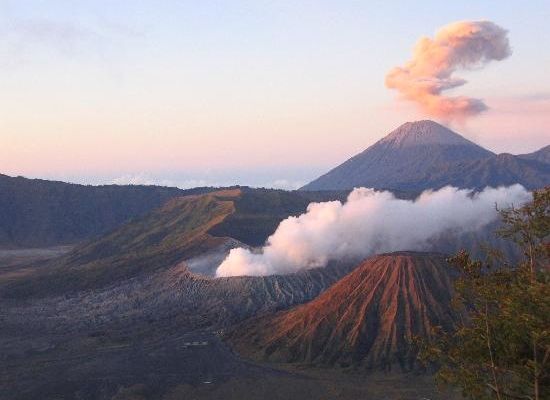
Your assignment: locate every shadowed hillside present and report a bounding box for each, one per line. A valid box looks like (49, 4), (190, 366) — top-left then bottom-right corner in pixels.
(1, 189), (241, 296)
(229, 252), (457, 371)
(519, 144), (550, 164)
(408, 153), (550, 191)
(302, 120), (550, 191)
(208, 188), (349, 246)
(0, 174), (214, 248)
(1, 188), (350, 297)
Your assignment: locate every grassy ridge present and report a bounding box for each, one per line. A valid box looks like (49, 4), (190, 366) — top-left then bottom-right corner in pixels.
(1, 190), (240, 297)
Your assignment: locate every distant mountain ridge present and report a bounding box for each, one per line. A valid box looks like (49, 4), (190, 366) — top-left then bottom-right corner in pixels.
(519, 145), (550, 164)
(0, 174), (213, 248)
(302, 120), (549, 191)
(0, 173), (351, 249)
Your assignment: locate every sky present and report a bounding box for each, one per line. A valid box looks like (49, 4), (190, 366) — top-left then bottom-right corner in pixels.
(1, 0), (549, 189)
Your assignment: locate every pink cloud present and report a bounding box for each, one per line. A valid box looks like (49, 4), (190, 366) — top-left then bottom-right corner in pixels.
(385, 20), (511, 121)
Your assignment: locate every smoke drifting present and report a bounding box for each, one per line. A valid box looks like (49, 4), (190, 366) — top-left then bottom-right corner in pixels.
(385, 20), (511, 121)
(215, 185), (530, 277)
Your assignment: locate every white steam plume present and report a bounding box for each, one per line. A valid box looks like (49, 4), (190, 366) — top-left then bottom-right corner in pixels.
(215, 185), (530, 277)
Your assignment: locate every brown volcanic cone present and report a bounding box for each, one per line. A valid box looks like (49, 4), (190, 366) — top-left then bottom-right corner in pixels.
(229, 252), (456, 371)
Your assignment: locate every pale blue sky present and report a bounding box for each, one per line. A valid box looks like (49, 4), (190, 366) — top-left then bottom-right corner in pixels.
(1, 1), (549, 188)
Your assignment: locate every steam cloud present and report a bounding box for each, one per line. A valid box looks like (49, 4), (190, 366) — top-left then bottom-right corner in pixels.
(385, 20), (511, 121)
(215, 185), (530, 277)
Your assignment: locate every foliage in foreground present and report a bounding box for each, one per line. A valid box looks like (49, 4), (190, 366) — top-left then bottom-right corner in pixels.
(419, 187), (550, 400)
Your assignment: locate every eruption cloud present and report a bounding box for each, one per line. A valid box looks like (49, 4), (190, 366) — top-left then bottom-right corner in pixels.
(385, 20), (511, 121)
(215, 185), (530, 277)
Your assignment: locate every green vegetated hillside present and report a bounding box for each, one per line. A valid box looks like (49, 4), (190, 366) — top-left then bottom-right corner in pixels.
(0, 174), (214, 248)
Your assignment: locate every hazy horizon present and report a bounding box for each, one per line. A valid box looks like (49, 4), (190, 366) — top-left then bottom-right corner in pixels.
(2, 1), (549, 188)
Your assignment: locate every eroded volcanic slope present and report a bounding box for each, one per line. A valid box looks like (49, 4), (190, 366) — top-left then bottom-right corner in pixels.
(229, 252), (456, 371)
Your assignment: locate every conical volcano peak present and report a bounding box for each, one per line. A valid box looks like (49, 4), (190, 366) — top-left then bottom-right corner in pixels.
(228, 252), (457, 370)
(381, 120), (474, 147)
(301, 119), (550, 191)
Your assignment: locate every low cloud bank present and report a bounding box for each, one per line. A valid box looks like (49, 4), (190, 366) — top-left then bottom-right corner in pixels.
(215, 185), (530, 277)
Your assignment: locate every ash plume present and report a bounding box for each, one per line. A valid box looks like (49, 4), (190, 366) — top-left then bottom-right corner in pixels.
(215, 185), (530, 277)
(385, 20), (511, 121)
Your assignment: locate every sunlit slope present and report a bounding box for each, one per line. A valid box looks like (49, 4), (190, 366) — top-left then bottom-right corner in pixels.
(229, 252), (456, 371)
(65, 189), (239, 266)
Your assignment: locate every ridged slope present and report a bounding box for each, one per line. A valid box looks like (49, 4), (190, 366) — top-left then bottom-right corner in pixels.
(302, 120), (493, 190)
(302, 120), (549, 191)
(229, 252), (456, 371)
(519, 145), (550, 164)
(414, 153), (550, 190)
